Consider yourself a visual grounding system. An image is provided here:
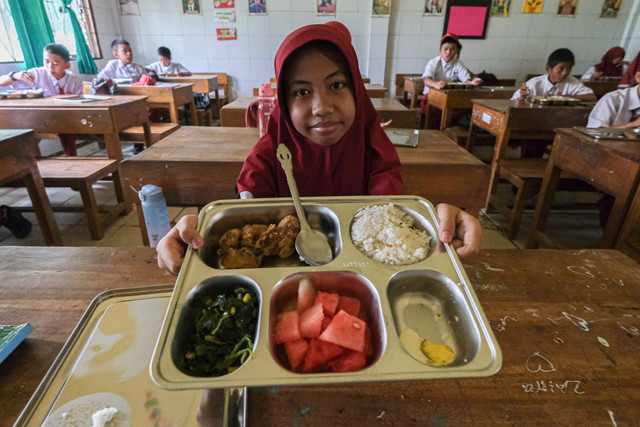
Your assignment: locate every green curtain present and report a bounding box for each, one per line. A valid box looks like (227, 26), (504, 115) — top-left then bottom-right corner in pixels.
(7, 0), (54, 68)
(59, 0), (97, 74)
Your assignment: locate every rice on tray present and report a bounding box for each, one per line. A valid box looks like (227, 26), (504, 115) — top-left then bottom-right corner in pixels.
(351, 204), (430, 265)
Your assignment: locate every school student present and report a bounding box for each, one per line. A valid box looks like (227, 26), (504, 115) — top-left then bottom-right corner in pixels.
(587, 70), (640, 128)
(581, 47), (626, 81)
(146, 46), (191, 76)
(512, 48), (596, 102)
(156, 22), (483, 277)
(96, 39), (149, 83)
(620, 51), (640, 87)
(0, 205), (31, 239)
(0, 43), (83, 156)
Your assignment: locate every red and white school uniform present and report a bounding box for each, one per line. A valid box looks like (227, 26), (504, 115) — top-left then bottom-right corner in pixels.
(511, 74), (594, 99)
(587, 86), (640, 127)
(97, 59), (147, 82)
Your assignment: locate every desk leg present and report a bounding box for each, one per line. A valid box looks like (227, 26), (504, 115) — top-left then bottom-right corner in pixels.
(142, 121), (152, 148)
(440, 107), (451, 131)
(466, 122), (478, 152)
(526, 160), (561, 249)
(485, 129), (511, 209)
(169, 103), (180, 125)
(24, 169), (63, 246)
(135, 199), (150, 246)
(189, 100), (199, 126)
(104, 133), (124, 161)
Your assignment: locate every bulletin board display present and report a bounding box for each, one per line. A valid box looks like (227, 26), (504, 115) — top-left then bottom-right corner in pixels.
(443, 0), (491, 39)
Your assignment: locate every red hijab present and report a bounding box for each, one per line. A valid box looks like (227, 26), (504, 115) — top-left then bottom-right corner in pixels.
(621, 51), (640, 87)
(594, 46), (625, 76)
(236, 23), (403, 198)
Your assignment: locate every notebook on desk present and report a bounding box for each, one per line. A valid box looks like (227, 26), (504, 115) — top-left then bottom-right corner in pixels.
(53, 95), (111, 103)
(384, 128), (419, 147)
(573, 126), (640, 140)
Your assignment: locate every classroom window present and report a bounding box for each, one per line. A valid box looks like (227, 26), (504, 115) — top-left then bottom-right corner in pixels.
(0, 1), (23, 63)
(43, 0), (102, 59)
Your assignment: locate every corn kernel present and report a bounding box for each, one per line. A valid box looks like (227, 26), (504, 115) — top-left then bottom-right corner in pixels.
(353, 322), (361, 329)
(243, 293), (251, 303)
(230, 306), (236, 315)
(228, 366), (238, 373)
(185, 352), (196, 360)
(204, 335), (216, 342)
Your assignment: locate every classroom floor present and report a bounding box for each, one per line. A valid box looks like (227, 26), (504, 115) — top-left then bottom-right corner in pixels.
(0, 141), (603, 251)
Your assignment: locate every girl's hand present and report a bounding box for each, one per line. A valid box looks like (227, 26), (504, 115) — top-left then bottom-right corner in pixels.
(591, 71), (603, 80)
(15, 71), (34, 84)
(471, 77), (483, 86)
(436, 203), (482, 262)
(156, 214), (203, 275)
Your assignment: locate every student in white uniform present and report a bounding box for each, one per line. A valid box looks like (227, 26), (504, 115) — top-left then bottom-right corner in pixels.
(581, 46), (626, 81)
(587, 70), (640, 128)
(420, 33), (482, 128)
(512, 48), (596, 102)
(0, 43), (82, 156)
(96, 39), (149, 83)
(147, 46), (191, 76)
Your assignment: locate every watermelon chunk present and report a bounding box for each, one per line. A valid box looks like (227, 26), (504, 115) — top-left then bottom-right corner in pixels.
(274, 311), (301, 344)
(284, 339), (309, 369)
(315, 291), (340, 316)
(320, 315), (332, 332)
(336, 295), (361, 317)
(302, 338), (345, 372)
(329, 350), (367, 373)
(299, 303), (325, 339)
(297, 278), (316, 313)
(363, 324), (374, 356)
(318, 310), (366, 352)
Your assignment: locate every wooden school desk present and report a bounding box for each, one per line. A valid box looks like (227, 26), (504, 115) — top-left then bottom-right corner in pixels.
(116, 82), (198, 126)
(527, 128), (640, 250)
(121, 127), (489, 244)
(0, 95), (151, 161)
(221, 97), (414, 128)
(426, 87), (514, 130)
(3, 247), (640, 425)
(466, 99), (592, 206)
(159, 74), (219, 94)
(582, 79), (620, 99)
(0, 130), (61, 245)
(616, 183), (640, 263)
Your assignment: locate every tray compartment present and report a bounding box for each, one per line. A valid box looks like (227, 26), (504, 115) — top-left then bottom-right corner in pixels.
(171, 275), (262, 377)
(349, 203), (438, 264)
(268, 271), (386, 373)
(200, 204), (341, 268)
(387, 269), (480, 367)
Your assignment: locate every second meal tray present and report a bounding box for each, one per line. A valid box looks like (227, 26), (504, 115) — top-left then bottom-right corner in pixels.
(151, 195), (501, 389)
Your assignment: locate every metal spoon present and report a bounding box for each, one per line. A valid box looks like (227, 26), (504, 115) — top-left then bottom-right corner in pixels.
(276, 144), (332, 266)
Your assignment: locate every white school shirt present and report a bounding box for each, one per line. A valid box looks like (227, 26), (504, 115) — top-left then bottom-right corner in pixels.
(581, 64), (627, 81)
(587, 86), (640, 127)
(96, 59), (147, 82)
(10, 67), (83, 97)
(421, 55), (472, 95)
(512, 74), (594, 99)
(146, 61), (190, 75)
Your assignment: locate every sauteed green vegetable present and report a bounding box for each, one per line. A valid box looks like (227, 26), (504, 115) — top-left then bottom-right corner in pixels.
(184, 287), (259, 376)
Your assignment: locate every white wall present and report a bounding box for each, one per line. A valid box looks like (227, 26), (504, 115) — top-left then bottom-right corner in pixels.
(1, 0), (639, 98)
(386, 0), (639, 95)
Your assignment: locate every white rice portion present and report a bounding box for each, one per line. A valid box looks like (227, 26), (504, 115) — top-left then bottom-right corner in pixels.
(351, 204), (430, 265)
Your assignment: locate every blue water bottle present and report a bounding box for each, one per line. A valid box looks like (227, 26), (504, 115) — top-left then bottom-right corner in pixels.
(139, 184), (171, 248)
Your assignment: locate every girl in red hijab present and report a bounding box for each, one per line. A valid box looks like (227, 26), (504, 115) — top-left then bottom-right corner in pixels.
(157, 23), (482, 276)
(581, 46), (626, 81)
(621, 50), (640, 87)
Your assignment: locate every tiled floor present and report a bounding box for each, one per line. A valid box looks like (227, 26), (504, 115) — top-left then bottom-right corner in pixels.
(0, 142), (603, 251)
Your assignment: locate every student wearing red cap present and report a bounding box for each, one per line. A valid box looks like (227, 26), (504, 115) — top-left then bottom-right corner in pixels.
(420, 34), (482, 126)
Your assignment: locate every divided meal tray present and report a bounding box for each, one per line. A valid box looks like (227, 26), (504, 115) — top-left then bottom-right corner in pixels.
(151, 196), (502, 390)
(528, 95), (580, 105)
(0, 89), (44, 99)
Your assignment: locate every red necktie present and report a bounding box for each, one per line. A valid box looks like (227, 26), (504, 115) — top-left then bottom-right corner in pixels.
(59, 86), (65, 95)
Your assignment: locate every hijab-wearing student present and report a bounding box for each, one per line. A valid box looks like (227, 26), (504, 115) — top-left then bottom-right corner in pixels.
(156, 23), (482, 276)
(620, 51), (640, 87)
(581, 46), (626, 81)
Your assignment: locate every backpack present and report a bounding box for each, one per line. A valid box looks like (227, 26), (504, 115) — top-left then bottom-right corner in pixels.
(476, 70), (498, 85)
(90, 78), (119, 95)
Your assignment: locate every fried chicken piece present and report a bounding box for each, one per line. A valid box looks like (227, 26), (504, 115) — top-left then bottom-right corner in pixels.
(220, 247), (263, 269)
(241, 224), (269, 248)
(217, 228), (241, 255)
(255, 215), (300, 258)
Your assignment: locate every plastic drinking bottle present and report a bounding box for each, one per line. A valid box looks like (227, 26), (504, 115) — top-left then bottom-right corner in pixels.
(258, 83), (275, 137)
(139, 184), (171, 248)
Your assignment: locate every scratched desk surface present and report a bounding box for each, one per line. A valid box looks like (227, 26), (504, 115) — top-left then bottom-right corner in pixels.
(1, 248), (639, 426)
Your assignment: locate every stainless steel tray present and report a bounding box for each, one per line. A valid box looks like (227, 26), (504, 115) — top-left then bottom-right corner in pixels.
(529, 95), (580, 105)
(0, 89), (44, 99)
(16, 286), (203, 427)
(151, 196), (502, 390)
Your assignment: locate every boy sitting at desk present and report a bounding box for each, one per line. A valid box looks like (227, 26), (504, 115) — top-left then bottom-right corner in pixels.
(147, 46), (191, 76)
(97, 39), (150, 83)
(512, 48), (596, 102)
(587, 70), (640, 128)
(0, 43), (82, 156)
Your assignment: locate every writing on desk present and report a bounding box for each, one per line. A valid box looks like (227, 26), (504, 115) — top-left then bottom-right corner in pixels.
(526, 352), (556, 373)
(493, 315), (517, 332)
(617, 321), (639, 336)
(473, 283), (508, 292)
(562, 312), (590, 332)
(522, 380), (585, 395)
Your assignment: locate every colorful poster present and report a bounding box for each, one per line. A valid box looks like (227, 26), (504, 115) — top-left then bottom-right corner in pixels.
(600, 0), (622, 18)
(182, 0), (201, 14)
(317, 0), (336, 16)
(373, 0), (391, 16)
(424, 0), (445, 15)
(490, 0), (510, 16)
(118, 0), (140, 16)
(216, 28), (237, 40)
(557, 0), (578, 16)
(215, 11), (236, 22)
(214, 0), (235, 8)
(249, 0), (267, 15)
(522, 0), (543, 13)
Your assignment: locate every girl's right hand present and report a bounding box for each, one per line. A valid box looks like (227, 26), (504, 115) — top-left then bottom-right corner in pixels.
(157, 214), (203, 275)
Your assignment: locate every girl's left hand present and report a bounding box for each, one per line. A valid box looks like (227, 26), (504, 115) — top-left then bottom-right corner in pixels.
(471, 77), (483, 85)
(436, 203), (482, 262)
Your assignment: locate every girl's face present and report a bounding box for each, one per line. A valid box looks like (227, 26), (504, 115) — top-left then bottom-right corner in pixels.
(285, 49), (356, 147)
(440, 42), (459, 63)
(613, 54), (624, 66)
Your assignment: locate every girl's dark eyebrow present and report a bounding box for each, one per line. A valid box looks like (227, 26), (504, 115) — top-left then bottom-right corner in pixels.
(289, 68), (345, 86)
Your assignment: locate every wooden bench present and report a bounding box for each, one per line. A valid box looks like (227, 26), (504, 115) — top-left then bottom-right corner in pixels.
(36, 157), (131, 240)
(119, 123), (179, 144)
